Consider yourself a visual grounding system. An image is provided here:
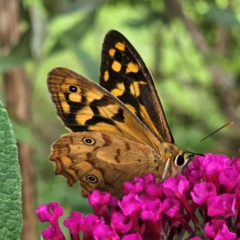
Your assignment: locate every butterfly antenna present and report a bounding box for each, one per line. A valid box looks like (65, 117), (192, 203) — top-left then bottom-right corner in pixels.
(185, 121), (233, 152)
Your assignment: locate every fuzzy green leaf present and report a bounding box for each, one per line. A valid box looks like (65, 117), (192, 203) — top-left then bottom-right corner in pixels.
(0, 102), (22, 239)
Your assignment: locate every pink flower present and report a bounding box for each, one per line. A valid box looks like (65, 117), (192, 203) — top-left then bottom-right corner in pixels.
(37, 151), (240, 239)
(36, 202), (65, 240)
(207, 194), (236, 218)
(140, 199), (161, 221)
(191, 182), (216, 205)
(204, 219), (236, 239)
(162, 174), (189, 197)
(111, 212), (132, 234)
(118, 194), (142, 216)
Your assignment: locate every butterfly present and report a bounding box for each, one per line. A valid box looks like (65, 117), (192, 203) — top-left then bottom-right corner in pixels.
(47, 30), (191, 197)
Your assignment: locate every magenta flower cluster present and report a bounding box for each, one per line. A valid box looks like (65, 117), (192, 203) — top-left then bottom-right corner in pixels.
(36, 152), (240, 240)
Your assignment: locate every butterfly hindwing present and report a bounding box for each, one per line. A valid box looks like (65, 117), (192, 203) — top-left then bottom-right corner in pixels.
(50, 131), (161, 197)
(100, 30), (174, 144)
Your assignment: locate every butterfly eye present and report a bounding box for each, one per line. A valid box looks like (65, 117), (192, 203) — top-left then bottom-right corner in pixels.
(86, 174), (98, 183)
(68, 85), (78, 93)
(174, 155), (186, 167)
(114, 50), (122, 61)
(82, 137), (96, 145)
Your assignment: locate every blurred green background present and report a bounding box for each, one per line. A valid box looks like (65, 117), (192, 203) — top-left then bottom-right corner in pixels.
(0, 0), (240, 239)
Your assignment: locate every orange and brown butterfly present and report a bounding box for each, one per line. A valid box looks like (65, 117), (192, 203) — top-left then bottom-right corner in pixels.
(47, 30), (191, 197)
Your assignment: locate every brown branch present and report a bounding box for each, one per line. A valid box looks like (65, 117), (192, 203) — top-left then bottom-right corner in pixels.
(215, 26), (229, 56)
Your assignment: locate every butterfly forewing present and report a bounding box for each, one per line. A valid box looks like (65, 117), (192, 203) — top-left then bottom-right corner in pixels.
(100, 30), (174, 144)
(47, 67), (164, 154)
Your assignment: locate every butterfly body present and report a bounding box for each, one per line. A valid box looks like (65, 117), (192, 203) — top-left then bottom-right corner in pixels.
(47, 30), (190, 197)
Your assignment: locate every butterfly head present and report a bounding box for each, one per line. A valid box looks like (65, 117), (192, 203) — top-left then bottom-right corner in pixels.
(161, 143), (193, 180)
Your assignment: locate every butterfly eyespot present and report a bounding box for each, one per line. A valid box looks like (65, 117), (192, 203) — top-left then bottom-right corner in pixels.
(82, 137), (96, 145)
(174, 155), (185, 167)
(86, 175), (98, 183)
(114, 50), (122, 61)
(68, 85), (78, 93)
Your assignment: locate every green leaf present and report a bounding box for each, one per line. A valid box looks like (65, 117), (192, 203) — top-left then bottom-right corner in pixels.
(74, 47), (99, 81)
(206, 6), (239, 28)
(47, 13), (96, 56)
(0, 102), (22, 239)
